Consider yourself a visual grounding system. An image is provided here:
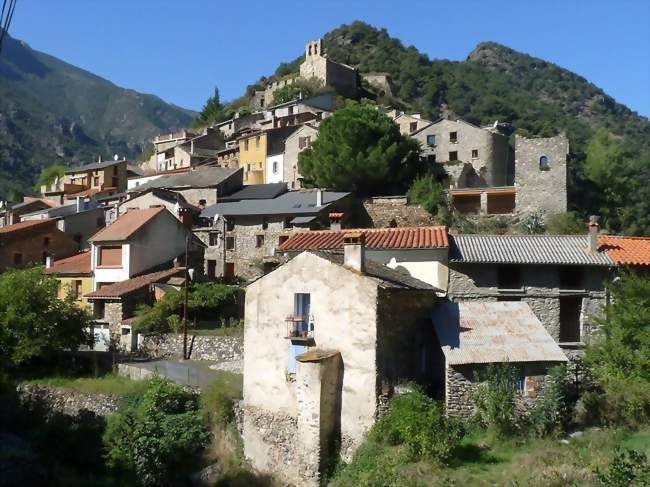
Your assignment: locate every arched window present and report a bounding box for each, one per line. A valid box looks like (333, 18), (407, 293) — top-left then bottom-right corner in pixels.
(539, 155), (550, 170)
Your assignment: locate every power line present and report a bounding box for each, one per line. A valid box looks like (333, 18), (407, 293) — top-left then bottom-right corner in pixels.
(0, 0), (17, 58)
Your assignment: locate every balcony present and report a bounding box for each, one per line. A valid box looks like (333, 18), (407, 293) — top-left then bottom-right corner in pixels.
(285, 315), (314, 342)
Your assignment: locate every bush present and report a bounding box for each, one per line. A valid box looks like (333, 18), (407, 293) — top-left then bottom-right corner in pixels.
(332, 440), (407, 487)
(527, 365), (572, 437)
(546, 211), (585, 234)
(406, 175), (446, 215)
(103, 377), (210, 486)
(596, 448), (650, 486)
(472, 363), (518, 438)
(372, 390), (464, 463)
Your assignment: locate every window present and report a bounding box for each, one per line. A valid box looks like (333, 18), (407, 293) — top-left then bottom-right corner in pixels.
(98, 246), (122, 267)
(450, 131), (458, 143)
(43, 236), (50, 246)
(559, 296), (582, 342)
(449, 151), (458, 161)
(299, 136), (312, 149)
(224, 262), (235, 278)
(247, 163), (251, 172)
(409, 121), (418, 132)
(256, 234), (265, 248)
(255, 136), (260, 149)
(497, 265), (522, 290)
(539, 155), (550, 170)
(73, 280), (83, 299)
(225, 236), (235, 250)
(13, 253), (23, 266)
(288, 106), (294, 115)
(559, 266), (583, 290)
(471, 149), (479, 158)
(244, 139), (249, 151)
(93, 301), (105, 320)
(272, 161), (278, 174)
(208, 232), (219, 246)
(113, 166), (118, 175)
(198, 199), (206, 207)
(262, 218), (268, 230)
(426, 134), (436, 146)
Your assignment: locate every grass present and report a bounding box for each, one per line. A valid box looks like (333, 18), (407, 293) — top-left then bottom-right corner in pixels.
(191, 320), (243, 337)
(27, 373), (150, 396)
(332, 427), (650, 486)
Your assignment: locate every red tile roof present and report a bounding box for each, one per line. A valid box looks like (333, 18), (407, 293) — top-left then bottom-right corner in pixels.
(66, 187), (116, 199)
(85, 267), (184, 298)
(89, 207), (165, 242)
(279, 226), (449, 251)
(599, 236), (650, 266)
(45, 250), (91, 275)
(0, 219), (55, 235)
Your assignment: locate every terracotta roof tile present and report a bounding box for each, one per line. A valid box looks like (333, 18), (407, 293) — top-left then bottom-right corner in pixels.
(89, 207), (165, 242)
(45, 250), (91, 275)
(279, 226), (449, 251)
(85, 267), (184, 298)
(599, 236), (650, 266)
(0, 219), (55, 235)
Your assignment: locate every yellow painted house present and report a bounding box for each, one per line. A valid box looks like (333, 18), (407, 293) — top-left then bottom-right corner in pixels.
(45, 250), (93, 310)
(238, 126), (300, 184)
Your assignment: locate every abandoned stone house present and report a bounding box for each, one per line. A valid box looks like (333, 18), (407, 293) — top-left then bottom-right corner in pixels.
(196, 184), (351, 280)
(118, 188), (200, 225)
(392, 111), (432, 135)
(432, 300), (568, 418)
(299, 39), (358, 98)
(447, 232), (614, 357)
(243, 240), (439, 486)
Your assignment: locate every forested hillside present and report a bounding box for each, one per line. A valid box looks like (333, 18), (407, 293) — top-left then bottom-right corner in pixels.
(0, 32), (196, 197)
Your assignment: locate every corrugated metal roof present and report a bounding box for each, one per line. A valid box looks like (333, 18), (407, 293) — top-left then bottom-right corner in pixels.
(280, 226), (449, 251)
(432, 301), (568, 365)
(217, 182), (287, 202)
(128, 167), (240, 193)
(85, 267), (184, 299)
(450, 234), (614, 266)
(599, 236), (650, 267)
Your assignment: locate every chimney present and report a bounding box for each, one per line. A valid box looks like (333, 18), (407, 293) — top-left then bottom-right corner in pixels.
(329, 212), (343, 231)
(45, 255), (53, 269)
(343, 231), (365, 273)
(316, 189), (323, 207)
(587, 215), (600, 253)
(76, 196), (84, 213)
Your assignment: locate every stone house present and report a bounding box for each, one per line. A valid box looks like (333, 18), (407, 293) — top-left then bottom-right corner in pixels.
(237, 127), (300, 184)
(43, 158), (129, 202)
(279, 225), (450, 291)
(283, 124), (318, 190)
(432, 300), (568, 418)
(392, 112), (432, 135)
(118, 188), (199, 225)
(412, 118), (510, 187)
(447, 232), (614, 357)
(153, 128), (225, 173)
(196, 185), (350, 280)
(299, 39), (358, 98)
(359, 195), (434, 228)
(243, 238), (439, 486)
(45, 250), (93, 310)
(0, 197), (58, 226)
(127, 166), (243, 207)
(214, 113), (266, 139)
(0, 219), (79, 272)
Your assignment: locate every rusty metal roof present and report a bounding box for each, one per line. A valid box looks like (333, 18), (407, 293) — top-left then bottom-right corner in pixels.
(599, 236), (650, 267)
(432, 301), (568, 365)
(89, 207), (165, 242)
(280, 226), (449, 251)
(450, 234), (614, 266)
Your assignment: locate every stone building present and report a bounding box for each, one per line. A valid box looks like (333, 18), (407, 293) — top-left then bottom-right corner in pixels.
(514, 133), (569, 215)
(299, 39), (358, 98)
(54, 158), (128, 201)
(45, 250), (93, 310)
(360, 195), (434, 228)
(392, 112), (432, 136)
(412, 118), (510, 187)
(0, 197), (57, 226)
(118, 188), (200, 225)
(432, 300), (568, 418)
(196, 185), (350, 281)
(237, 127), (300, 184)
(0, 219), (79, 272)
(283, 124), (319, 189)
(243, 240), (439, 486)
(447, 232), (614, 355)
(152, 128), (225, 173)
(363, 73), (395, 97)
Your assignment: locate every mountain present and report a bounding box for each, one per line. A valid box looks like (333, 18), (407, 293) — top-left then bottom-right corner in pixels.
(0, 32), (196, 196)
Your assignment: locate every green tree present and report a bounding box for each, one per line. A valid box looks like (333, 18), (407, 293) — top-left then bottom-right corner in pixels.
(298, 102), (421, 194)
(586, 272), (650, 425)
(584, 128), (624, 187)
(546, 211), (585, 235)
(36, 165), (67, 187)
(407, 175), (445, 214)
(104, 377), (210, 486)
(194, 86), (228, 127)
(472, 363), (518, 438)
(0, 267), (91, 375)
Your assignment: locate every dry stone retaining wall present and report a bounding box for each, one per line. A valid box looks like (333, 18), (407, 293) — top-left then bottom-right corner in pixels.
(16, 383), (119, 417)
(140, 333), (243, 362)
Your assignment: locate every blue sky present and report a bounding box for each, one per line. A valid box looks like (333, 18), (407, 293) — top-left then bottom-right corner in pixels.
(10, 0), (650, 117)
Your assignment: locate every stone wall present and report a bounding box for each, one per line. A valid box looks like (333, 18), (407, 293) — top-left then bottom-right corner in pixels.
(515, 134), (569, 215)
(139, 333), (243, 362)
(16, 383), (120, 417)
(360, 196), (434, 228)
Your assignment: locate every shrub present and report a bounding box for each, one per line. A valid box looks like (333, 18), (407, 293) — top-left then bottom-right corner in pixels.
(522, 212), (545, 234)
(527, 365), (572, 437)
(472, 363), (518, 438)
(596, 448), (650, 486)
(406, 176), (446, 215)
(332, 440), (407, 487)
(372, 390), (464, 463)
(103, 377), (210, 486)
(546, 212), (585, 235)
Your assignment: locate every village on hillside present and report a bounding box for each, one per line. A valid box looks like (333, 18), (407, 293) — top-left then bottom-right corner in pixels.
(1, 33), (649, 487)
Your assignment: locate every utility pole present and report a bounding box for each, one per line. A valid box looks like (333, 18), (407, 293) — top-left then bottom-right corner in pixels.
(182, 234), (189, 360)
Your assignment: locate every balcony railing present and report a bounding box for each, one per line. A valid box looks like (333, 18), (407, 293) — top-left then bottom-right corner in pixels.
(285, 314), (314, 341)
